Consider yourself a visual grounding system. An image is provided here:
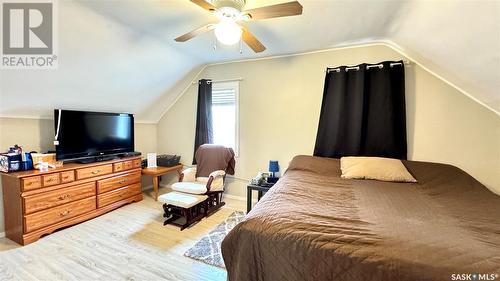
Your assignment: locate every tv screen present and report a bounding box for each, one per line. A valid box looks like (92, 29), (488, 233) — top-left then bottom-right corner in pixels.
(55, 109), (134, 161)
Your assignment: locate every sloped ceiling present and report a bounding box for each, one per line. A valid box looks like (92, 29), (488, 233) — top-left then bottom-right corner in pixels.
(0, 0), (498, 122)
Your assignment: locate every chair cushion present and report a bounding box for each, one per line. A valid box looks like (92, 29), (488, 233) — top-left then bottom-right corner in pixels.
(158, 192), (207, 208)
(181, 167), (197, 182)
(172, 182), (207, 194)
(196, 177), (224, 192)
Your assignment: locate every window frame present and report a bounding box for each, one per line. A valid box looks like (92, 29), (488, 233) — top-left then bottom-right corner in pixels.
(211, 80), (240, 157)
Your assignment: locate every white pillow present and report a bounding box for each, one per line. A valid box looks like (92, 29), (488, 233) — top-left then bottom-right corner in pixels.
(340, 156), (417, 183)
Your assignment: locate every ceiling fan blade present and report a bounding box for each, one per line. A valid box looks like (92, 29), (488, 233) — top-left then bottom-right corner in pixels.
(190, 0), (216, 11)
(241, 27), (266, 53)
(191, 0), (215, 11)
(243, 1), (303, 20)
(175, 24), (215, 42)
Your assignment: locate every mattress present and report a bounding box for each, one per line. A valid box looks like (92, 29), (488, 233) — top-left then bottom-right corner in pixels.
(221, 155), (500, 281)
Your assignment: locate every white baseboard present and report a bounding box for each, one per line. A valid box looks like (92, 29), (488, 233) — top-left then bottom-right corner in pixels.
(0, 232), (5, 238)
(227, 175), (249, 182)
(223, 194), (246, 201)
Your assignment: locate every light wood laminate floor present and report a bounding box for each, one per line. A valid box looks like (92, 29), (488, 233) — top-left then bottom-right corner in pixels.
(0, 188), (246, 281)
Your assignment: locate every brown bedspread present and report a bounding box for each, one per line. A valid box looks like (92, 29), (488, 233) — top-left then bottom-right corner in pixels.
(221, 155), (500, 281)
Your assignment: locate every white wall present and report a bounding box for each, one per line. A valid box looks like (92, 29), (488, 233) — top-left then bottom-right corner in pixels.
(157, 44), (500, 198)
(0, 118), (157, 233)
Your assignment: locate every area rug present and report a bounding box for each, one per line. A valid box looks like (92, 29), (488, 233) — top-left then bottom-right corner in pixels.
(184, 211), (246, 268)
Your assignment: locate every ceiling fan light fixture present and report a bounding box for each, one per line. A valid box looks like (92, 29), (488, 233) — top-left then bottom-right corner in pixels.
(180, 0), (303, 53)
(214, 19), (242, 45)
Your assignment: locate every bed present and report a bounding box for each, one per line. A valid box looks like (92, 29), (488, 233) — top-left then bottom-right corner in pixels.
(221, 155), (500, 281)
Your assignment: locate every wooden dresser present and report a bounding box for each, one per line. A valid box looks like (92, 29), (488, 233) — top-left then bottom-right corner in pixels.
(1, 156), (143, 245)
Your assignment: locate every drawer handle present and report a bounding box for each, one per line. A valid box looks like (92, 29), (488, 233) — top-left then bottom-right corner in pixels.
(62, 176), (69, 180)
(26, 182), (33, 186)
(119, 179), (127, 184)
(59, 210), (70, 217)
(47, 178), (55, 182)
(58, 194), (70, 200)
(91, 169), (101, 174)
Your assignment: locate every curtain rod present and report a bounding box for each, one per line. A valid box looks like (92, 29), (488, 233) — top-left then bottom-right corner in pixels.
(327, 60), (411, 73)
(192, 78), (243, 85)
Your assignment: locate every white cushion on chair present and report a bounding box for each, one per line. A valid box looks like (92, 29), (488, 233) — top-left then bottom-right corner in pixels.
(196, 177), (224, 192)
(181, 167), (197, 183)
(158, 192), (207, 208)
(172, 182), (207, 194)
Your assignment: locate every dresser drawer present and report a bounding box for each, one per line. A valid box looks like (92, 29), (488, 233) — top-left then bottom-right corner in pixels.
(60, 171), (75, 183)
(123, 160), (134, 170)
(24, 197), (96, 233)
(114, 159), (140, 172)
(23, 182), (96, 214)
(21, 176), (42, 191)
(43, 173), (60, 187)
(97, 171), (141, 194)
(76, 164), (113, 180)
(113, 162), (124, 172)
(97, 183), (141, 208)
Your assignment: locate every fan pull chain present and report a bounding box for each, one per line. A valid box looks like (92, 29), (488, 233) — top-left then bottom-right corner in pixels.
(213, 33), (217, 52)
(239, 37), (243, 54)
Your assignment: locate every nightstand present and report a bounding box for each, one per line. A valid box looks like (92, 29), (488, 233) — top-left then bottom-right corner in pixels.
(247, 183), (274, 212)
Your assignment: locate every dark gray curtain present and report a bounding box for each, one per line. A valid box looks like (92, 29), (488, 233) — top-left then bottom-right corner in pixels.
(314, 61), (407, 159)
(193, 79), (213, 164)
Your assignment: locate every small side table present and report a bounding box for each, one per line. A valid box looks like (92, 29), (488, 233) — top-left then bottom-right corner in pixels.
(142, 165), (183, 201)
(247, 183), (274, 213)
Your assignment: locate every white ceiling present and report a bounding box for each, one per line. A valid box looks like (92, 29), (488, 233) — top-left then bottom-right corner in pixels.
(0, 0), (499, 122)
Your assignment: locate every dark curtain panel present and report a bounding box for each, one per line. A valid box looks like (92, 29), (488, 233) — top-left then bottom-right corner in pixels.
(314, 60), (407, 159)
(193, 79), (213, 164)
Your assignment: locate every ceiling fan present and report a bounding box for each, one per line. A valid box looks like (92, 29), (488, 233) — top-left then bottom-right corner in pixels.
(175, 0), (303, 53)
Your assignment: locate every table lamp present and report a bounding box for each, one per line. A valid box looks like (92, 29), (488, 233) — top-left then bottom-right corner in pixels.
(268, 160), (279, 184)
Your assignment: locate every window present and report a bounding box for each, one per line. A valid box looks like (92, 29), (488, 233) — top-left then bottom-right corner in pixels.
(211, 81), (239, 156)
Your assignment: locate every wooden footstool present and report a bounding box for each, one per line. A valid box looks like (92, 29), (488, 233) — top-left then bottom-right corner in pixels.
(158, 192), (208, 230)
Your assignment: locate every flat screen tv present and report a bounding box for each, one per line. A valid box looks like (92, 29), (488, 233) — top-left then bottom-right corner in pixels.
(54, 109), (134, 161)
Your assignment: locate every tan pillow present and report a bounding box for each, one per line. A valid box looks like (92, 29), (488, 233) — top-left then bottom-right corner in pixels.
(340, 156), (417, 183)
